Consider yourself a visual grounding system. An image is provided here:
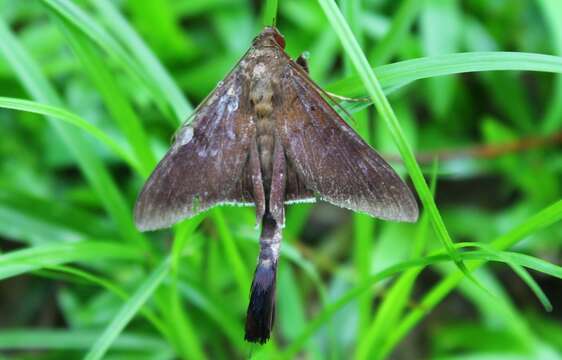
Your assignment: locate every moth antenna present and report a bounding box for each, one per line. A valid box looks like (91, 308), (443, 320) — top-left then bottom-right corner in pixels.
(245, 213), (281, 344)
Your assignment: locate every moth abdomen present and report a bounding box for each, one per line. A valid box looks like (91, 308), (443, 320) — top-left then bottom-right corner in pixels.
(251, 68), (277, 188)
(254, 102), (273, 116)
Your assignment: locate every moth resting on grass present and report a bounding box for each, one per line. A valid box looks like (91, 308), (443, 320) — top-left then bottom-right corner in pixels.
(134, 27), (419, 344)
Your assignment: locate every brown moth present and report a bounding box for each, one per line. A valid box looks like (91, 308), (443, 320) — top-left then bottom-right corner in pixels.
(134, 27), (419, 344)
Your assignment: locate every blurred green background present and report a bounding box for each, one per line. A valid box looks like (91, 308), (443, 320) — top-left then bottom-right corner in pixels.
(0, 0), (561, 359)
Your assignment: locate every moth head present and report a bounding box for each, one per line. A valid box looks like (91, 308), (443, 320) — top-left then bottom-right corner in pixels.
(254, 26), (286, 49)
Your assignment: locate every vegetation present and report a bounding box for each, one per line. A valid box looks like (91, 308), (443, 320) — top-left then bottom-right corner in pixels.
(0, 0), (561, 359)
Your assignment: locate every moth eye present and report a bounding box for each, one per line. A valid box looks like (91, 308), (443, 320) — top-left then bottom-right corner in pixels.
(273, 33), (285, 49)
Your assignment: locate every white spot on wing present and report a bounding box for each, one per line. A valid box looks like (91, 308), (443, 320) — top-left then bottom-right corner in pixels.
(227, 99), (238, 112)
(177, 127), (193, 146)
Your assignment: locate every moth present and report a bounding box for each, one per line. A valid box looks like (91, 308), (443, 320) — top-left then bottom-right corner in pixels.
(134, 27), (419, 344)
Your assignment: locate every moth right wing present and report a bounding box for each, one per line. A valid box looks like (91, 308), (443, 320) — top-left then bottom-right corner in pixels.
(276, 65), (419, 222)
(134, 70), (255, 231)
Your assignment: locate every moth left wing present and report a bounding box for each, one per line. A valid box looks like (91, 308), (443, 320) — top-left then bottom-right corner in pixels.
(134, 71), (255, 231)
(276, 64), (419, 222)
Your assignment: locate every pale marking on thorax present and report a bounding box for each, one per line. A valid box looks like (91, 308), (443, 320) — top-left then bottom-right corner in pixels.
(253, 63), (267, 78)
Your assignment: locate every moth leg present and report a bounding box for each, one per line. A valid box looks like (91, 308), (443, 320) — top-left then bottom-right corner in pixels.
(249, 135), (266, 225)
(269, 137), (287, 226)
(295, 53), (310, 74)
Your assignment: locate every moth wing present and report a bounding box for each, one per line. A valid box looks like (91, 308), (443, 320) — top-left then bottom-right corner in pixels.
(277, 65), (419, 222)
(284, 159), (315, 204)
(135, 70), (254, 231)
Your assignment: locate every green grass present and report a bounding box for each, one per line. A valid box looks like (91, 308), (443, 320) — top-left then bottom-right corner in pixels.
(83, 257), (171, 360)
(0, 97), (141, 172)
(0, 0), (561, 359)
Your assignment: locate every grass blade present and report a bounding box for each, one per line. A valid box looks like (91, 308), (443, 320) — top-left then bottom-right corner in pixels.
(537, 0), (562, 133)
(0, 330), (168, 351)
(369, 0), (422, 66)
(166, 218), (207, 360)
(0, 242), (144, 280)
(56, 18), (156, 176)
(211, 209), (250, 297)
(357, 160), (439, 359)
(178, 282), (245, 350)
(378, 199), (562, 359)
(84, 257), (170, 360)
(328, 52), (562, 97)
(282, 199), (562, 358)
(455, 243), (553, 312)
(158, 282), (206, 360)
(44, 264), (171, 340)
(0, 19), (146, 248)
(41, 0), (178, 124)
(91, 0), (193, 122)
(0, 97), (141, 173)
(0, 187), (114, 246)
